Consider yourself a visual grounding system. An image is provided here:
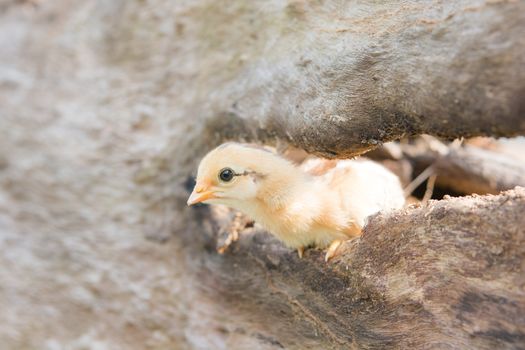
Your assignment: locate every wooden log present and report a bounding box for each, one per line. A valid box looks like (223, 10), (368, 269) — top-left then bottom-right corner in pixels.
(197, 1), (525, 156)
(402, 140), (525, 196)
(190, 188), (525, 349)
(435, 146), (525, 195)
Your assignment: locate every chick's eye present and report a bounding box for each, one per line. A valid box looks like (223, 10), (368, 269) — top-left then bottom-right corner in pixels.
(219, 168), (234, 182)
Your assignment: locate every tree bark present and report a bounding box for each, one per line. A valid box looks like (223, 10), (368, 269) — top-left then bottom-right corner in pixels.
(192, 188), (525, 349)
(197, 0), (525, 157)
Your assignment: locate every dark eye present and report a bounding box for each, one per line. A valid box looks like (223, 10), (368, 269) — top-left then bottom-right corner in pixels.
(219, 168), (234, 182)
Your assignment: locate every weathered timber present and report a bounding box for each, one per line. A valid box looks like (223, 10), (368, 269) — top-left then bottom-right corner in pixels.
(190, 188), (525, 349)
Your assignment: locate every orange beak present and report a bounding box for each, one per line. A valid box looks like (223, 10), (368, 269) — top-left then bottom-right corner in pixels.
(187, 181), (216, 206)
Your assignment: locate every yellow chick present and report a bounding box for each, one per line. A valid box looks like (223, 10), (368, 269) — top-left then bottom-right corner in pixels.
(187, 143), (405, 261)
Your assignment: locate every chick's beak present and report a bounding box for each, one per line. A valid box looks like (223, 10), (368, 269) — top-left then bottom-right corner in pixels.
(187, 182), (216, 206)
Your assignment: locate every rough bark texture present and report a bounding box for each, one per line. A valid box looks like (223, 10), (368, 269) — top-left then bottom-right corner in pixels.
(0, 1), (524, 349)
(201, 0), (525, 157)
(196, 188), (525, 349)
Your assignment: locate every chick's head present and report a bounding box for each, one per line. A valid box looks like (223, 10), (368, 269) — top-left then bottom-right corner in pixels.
(187, 143), (286, 208)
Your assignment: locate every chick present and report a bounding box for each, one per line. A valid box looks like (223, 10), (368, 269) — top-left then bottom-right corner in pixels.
(187, 143), (405, 261)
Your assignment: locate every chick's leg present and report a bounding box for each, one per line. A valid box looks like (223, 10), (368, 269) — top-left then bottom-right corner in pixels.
(325, 240), (343, 262)
(297, 246), (305, 259)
